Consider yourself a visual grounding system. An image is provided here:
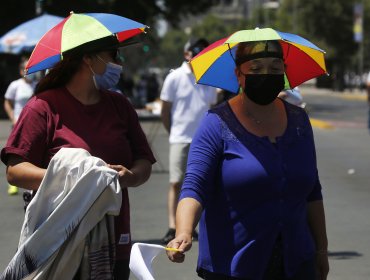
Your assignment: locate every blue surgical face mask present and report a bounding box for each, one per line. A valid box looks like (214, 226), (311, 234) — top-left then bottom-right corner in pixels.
(91, 56), (123, 90)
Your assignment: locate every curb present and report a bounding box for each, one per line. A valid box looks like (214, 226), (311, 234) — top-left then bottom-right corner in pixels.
(310, 118), (335, 129)
(300, 85), (368, 101)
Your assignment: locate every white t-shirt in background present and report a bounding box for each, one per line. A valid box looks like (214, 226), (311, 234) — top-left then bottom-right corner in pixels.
(160, 62), (217, 144)
(4, 78), (35, 122)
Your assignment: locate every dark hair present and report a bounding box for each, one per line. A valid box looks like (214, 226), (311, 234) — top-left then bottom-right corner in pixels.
(34, 36), (122, 95)
(19, 57), (29, 71)
(34, 54), (83, 94)
(235, 41), (283, 66)
(184, 38), (209, 52)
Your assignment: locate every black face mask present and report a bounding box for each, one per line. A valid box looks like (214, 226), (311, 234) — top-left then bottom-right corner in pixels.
(243, 74), (285, 105)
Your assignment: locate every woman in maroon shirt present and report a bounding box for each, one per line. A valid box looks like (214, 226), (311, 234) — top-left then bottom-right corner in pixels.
(1, 43), (156, 279)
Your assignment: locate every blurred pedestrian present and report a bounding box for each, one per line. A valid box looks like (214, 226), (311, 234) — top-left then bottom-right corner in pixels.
(120, 72), (135, 99)
(1, 40), (156, 278)
(160, 37), (218, 244)
(367, 71), (370, 133)
(135, 73), (148, 108)
(217, 89), (234, 104)
(146, 73), (159, 103)
(166, 40), (329, 280)
(366, 71), (370, 105)
(278, 86), (305, 108)
(3, 58), (39, 195)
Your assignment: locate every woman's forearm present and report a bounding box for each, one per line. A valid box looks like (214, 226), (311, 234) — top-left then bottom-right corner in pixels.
(7, 158), (46, 190)
(160, 101), (172, 134)
(307, 200), (328, 251)
(4, 100), (15, 124)
(176, 198), (203, 237)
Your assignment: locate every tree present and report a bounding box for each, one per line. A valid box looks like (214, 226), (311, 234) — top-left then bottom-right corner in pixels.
(0, 0), (216, 96)
(276, 0), (370, 89)
(0, 0), (214, 36)
(155, 14), (251, 69)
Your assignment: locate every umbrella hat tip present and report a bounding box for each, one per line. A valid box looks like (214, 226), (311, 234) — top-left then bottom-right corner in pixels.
(70, 11), (74, 15)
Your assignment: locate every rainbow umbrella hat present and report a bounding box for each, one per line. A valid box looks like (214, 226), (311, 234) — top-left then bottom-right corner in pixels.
(190, 28), (327, 93)
(26, 12), (148, 74)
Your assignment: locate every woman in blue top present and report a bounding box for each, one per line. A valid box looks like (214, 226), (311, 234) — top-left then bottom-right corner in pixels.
(166, 40), (329, 280)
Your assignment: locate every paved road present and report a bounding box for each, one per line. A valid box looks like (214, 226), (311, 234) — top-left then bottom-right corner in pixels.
(0, 86), (369, 279)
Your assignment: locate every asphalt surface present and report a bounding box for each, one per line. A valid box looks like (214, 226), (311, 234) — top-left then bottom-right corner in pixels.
(0, 86), (369, 279)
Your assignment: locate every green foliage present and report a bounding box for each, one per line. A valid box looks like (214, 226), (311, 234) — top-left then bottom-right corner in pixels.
(0, 0), (215, 80)
(3, 0), (370, 85)
(155, 14), (251, 69)
(156, 29), (187, 69)
(0, 0), (213, 36)
(276, 0), (370, 71)
(190, 15), (247, 43)
(249, 4), (279, 29)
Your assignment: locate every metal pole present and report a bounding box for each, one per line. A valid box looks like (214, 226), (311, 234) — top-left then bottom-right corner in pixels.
(354, 0), (365, 83)
(359, 0), (364, 79)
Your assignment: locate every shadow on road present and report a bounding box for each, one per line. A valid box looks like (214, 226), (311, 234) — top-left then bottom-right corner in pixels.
(328, 251), (362, 260)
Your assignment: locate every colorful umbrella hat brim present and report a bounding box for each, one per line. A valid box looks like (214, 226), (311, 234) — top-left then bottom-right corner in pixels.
(26, 12), (148, 74)
(190, 28), (327, 93)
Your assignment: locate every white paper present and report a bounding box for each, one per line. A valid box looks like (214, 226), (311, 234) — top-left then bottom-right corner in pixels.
(129, 243), (166, 280)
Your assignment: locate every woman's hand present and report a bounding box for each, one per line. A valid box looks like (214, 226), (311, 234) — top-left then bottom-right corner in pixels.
(107, 159), (152, 189)
(166, 232), (193, 263)
(316, 253), (329, 280)
(107, 164), (133, 188)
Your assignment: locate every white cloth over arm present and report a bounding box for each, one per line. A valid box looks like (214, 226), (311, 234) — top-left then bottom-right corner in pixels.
(0, 148), (122, 280)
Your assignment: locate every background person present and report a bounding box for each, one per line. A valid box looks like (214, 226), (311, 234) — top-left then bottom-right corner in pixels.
(3, 58), (39, 195)
(1, 42), (156, 279)
(159, 37), (218, 244)
(278, 86), (305, 108)
(167, 40), (329, 280)
(366, 71), (370, 105)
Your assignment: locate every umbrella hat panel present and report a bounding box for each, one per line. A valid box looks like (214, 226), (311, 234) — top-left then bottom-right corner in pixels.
(26, 18), (66, 73)
(287, 42), (326, 70)
(61, 14), (112, 52)
(85, 13), (146, 34)
(226, 28), (281, 43)
(191, 39), (239, 93)
(60, 13), (147, 52)
(276, 31), (324, 52)
(85, 13), (147, 42)
(191, 38), (229, 81)
(281, 42), (326, 88)
(195, 47), (239, 93)
(26, 13), (148, 74)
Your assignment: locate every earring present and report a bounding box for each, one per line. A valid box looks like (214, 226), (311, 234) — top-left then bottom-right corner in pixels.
(239, 85), (243, 94)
